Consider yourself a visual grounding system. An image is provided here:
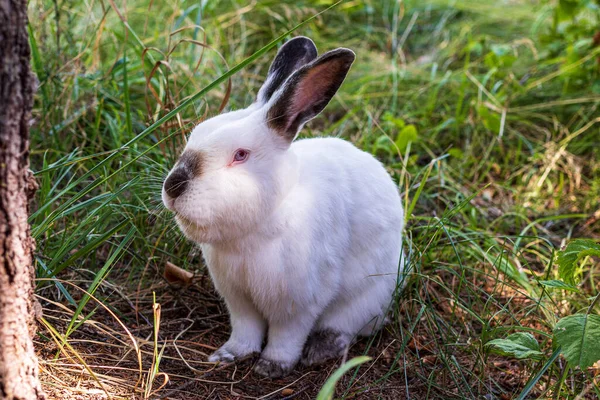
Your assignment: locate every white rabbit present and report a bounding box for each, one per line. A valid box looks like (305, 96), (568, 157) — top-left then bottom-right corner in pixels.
(162, 36), (404, 378)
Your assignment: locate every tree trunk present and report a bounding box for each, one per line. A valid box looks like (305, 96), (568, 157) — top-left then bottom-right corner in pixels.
(0, 0), (46, 399)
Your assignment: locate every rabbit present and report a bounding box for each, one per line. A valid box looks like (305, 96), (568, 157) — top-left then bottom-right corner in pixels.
(162, 36), (404, 378)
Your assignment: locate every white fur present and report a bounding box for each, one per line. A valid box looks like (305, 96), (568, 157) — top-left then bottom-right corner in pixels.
(162, 50), (404, 375)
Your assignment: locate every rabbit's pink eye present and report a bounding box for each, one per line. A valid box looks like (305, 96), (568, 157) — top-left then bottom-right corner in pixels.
(233, 149), (249, 163)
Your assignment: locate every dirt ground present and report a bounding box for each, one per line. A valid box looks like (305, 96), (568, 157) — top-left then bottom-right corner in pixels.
(35, 265), (563, 400)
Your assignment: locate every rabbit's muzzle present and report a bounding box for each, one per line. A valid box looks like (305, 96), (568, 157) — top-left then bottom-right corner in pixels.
(164, 167), (190, 198)
(164, 151), (204, 199)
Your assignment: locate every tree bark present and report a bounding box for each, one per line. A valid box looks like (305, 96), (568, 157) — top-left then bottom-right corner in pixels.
(0, 0), (46, 399)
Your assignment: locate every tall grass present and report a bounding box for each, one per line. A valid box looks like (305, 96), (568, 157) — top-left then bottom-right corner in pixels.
(28, 0), (599, 398)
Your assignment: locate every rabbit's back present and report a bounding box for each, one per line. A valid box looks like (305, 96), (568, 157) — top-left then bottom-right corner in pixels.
(292, 137), (403, 239)
(292, 136), (404, 278)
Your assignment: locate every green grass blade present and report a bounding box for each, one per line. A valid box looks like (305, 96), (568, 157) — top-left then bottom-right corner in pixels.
(516, 347), (561, 400)
(123, 50), (133, 138)
(406, 161), (433, 222)
(65, 226), (136, 337)
(316, 356), (372, 400)
(27, 23), (49, 104)
(45, 218), (130, 278)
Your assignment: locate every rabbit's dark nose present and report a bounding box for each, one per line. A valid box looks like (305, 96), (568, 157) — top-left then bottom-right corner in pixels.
(164, 168), (190, 198)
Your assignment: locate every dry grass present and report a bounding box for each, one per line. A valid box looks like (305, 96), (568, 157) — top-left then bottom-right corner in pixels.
(36, 254), (598, 399)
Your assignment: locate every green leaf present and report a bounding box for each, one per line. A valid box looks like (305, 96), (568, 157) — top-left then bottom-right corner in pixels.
(477, 106), (501, 133)
(554, 314), (600, 369)
(394, 124), (418, 152)
(316, 356), (371, 400)
(539, 279), (579, 292)
(448, 148), (464, 159)
(485, 332), (543, 361)
(558, 0), (581, 20)
(465, 40), (483, 56)
(557, 239), (600, 285)
(382, 111), (405, 129)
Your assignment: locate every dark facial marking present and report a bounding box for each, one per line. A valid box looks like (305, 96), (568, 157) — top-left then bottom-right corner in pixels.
(163, 150), (204, 199)
(178, 150), (204, 176)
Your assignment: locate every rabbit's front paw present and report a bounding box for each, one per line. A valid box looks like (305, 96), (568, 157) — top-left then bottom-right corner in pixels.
(300, 329), (349, 366)
(208, 346), (236, 363)
(208, 340), (259, 363)
(253, 358), (294, 378)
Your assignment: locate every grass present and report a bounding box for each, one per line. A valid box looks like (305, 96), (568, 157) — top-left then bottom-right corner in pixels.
(28, 0), (599, 398)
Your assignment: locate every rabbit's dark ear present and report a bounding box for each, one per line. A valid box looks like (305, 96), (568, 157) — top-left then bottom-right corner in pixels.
(256, 36), (318, 104)
(266, 48), (355, 142)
